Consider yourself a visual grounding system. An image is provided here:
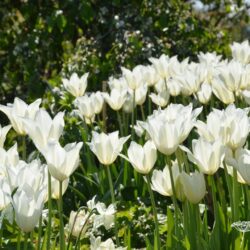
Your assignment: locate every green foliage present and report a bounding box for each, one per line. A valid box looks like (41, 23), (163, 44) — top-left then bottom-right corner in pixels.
(0, 0), (248, 104)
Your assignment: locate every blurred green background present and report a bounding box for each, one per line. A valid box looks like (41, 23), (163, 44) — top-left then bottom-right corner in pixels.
(0, 0), (249, 103)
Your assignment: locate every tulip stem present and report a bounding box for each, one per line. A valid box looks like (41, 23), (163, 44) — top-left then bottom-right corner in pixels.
(0, 226), (2, 247)
(117, 111), (123, 136)
(17, 229), (21, 250)
(146, 174), (160, 249)
(106, 166), (120, 246)
(131, 89), (136, 140)
(47, 171), (52, 250)
(23, 232), (28, 250)
(37, 215), (42, 250)
(22, 136), (26, 160)
(59, 180), (65, 250)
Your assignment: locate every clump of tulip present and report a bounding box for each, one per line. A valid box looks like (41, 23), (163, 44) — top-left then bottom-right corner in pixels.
(2, 40), (250, 249)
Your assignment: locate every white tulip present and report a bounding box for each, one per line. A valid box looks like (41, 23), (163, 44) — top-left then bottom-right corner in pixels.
(102, 89), (127, 111)
(12, 185), (45, 232)
(43, 140), (83, 181)
(0, 177), (11, 211)
(68, 210), (89, 238)
(23, 109), (65, 153)
(225, 147), (250, 185)
(149, 54), (170, 79)
(142, 65), (160, 86)
(7, 159), (46, 194)
(211, 77), (235, 104)
(93, 202), (116, 230)
(127, 140), (157, 174)
(74, 95), (96, 123)
(90, 236), (126, 250)
(196, 104), (250, 150)
(135, 84), (148, 105)
(0, 143), (19, 177)
(231, 40), (250, 64)
(178, 171), (206, 204)
(90, 91), (104, 114)
(0, 98), (41, 135)
(197, 82), (212, 104)
(198, 52), (222, 65)
(122, 92), (134, 113)
(0, 125), (11, 148)
(50, 177), (69, 200)
(149, 89), (169, 107)
(151, 161), (180, 196)
(121, 65), (143, 90)
(62, 72), (88, 97)
(88, 131), (129, 166)
(180, 137), (225, 175)
(107, 76), (128, 91)
(144, 104), (202, 155)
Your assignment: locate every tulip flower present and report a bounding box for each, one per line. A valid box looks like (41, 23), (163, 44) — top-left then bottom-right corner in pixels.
(127, 140), (157, 174)
(178, 171), (206, 204)
(107, 76), (128, 91)
(12, 185), (45, 232)
(180, 137), (225, 175)
(225, 147), (250, 185)
(68, 210), (89, 238)
(74, 95), (96, 124)
(149, 54), (170, 79)
(50, 176), (69, 200)
(90, 236), (126, 250)
(230, 40), (250, 64)
(62, 72), (88, 97)
(90, 91), (104, 114)
(198, 51), (222, 65)
(102, 89), (127, 111)
(88, 131), (129, 166)
(149, 89), (170, 107)
(22, 109), (65, 153)
(134, 84), (148, 105)
(93, 202), (116, 230)
(0, 143), (19, 177)
(142, 65), (160, 87)
(151, 161), (181, 196)
(197, 83), (212, 104)
(0, 124), (11, 148)
(196, 104), (250, 150)
(0, 98), (41, 135)
(0, 177), (11, 210)
(211, 77), (235, 104)
(6, 159), (46, 193)
(43, 140), (83, 181)
(144, 104), (202, 155)
(121, 65), (143, 90)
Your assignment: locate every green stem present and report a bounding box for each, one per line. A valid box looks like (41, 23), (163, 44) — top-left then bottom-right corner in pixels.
(117, 111), (123, 136)
(233, 168), (240, 221)
(17, 228), (21, 250)
(140, 105), (146, 121)
(0, 226), (3, 248)
(167, 158), (180, 243)
(146, 174), (160, 249)
(23, 232), (28, 250)
(240, 232), (245, 250)
(59, 180), (65, 250)
(148, 87), (152, 115)
(37, 216), (42, 250)
(22, 136), (26, 160)
(47, 171), (52, 250)
(74, 209), (96, 250)
(131, 89), (136, 140)
(106, 166), (120, 246)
